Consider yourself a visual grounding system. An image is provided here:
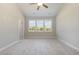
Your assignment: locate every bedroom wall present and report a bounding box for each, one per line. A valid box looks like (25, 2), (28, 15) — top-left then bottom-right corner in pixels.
(56, 4), (79, 50)
(0, 4), (24, 49)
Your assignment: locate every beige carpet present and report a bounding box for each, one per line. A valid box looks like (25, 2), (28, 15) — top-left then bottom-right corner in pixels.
(0, 39), (79, 55)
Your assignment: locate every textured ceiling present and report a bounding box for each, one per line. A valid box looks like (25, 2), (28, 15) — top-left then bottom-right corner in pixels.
(17, 3), (64, 17)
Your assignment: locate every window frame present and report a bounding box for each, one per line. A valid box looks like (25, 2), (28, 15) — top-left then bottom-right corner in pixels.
(28, 19), (52, 32)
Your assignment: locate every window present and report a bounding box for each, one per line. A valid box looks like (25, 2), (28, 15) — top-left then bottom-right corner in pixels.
(28, 19), (52, 32)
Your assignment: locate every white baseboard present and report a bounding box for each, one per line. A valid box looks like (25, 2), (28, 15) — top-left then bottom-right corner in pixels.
(0, 41), (19, 52)
(59, 39), (79, 51)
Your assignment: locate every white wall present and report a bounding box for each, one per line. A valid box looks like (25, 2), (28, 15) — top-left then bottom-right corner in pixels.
(0, 4), (24, 48)
(24, 17), (56, 39)
(56, 4), (79, 50)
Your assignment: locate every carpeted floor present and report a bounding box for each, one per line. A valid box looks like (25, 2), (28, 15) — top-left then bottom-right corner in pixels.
(0, 39), (79, 55)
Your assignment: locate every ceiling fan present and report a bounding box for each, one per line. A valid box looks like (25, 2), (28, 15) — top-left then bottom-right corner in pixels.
(30, 3), (48, 10)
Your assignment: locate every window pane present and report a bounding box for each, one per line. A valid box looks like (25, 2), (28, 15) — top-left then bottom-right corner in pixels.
(28, 20), (36, 32)
(29, 20), (36, 27)
(37, 20), (43, 27)
(45, 20), (52, 32)
(37, 20), (44, 32)
(45, 20), (52, 28)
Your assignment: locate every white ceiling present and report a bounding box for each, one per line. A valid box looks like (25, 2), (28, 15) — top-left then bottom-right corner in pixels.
(17, 3), (64, 17)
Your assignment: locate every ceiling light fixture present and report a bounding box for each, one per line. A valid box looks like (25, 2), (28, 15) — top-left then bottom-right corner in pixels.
(37, 3), (42, 6)
(30, 3), (48, 10)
